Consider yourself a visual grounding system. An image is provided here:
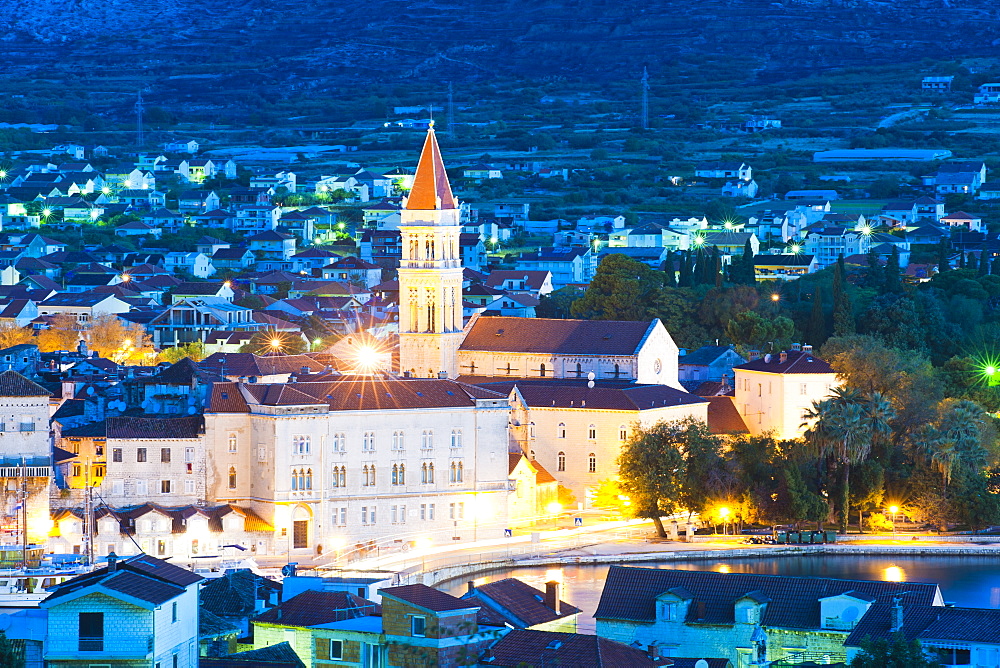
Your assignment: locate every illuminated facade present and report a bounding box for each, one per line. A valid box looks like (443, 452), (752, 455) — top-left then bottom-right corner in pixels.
(397, 125), (465, 379)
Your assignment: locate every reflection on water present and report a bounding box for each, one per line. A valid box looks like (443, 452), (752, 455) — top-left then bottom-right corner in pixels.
(445, 555), (1000, 634)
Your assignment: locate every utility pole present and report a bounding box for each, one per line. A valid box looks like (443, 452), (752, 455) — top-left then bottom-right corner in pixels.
(447, 81), (455, 135)
(641, 67), (650, 130)
(84, 464), (94, 566)
(135, 90), (145, 148)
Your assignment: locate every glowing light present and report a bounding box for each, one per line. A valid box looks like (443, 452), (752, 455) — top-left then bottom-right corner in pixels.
(223, 281), (232, 288)
(545, 501), (563, 515)
(889, 505), (899, 515)
(988, 367), (998, 376)
(975, 355), (1000, 386)
(270, 338), (282, 349)
(771, 293), (780, 302)
(490, 236), (498, 245)
(724, 221), (733, 230)
(337, 222), (345, 230)
(883, 566), (904, 582)
(716, 565), (731, 574)
(120, 273), (131, 283)
(860, 225), (873, 236)
(90, 210), (99, 220)
(414, 536), (433, 551)
(355, 345), (380, 372)
(314, 338), (322, 346)
(42, 208), (51, 217)
(719, 506), (730, 519)
(101, 187), (110, 194)
(544, 568), (564, 583)
(0, 170), (6, 179)
(790, 243), (801, 254)
(692, 235), (705, 247)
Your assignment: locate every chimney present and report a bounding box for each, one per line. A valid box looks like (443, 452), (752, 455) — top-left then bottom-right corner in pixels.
(803, 344), (813, 353)
(779, 351), (788, 363)
(437, 371), (448, 379)
(467, 580), (475, 595)
(544, 581), (561, 615)
(748, 350), (761, 361)
(107, 552), (119, 572)
(791, 342), (802, 351)
(647, 642), (660, 659)
(890, 596), (904, 632)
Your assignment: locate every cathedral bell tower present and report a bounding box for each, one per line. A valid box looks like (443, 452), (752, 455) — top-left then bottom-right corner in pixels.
(397, 122), (465, 378)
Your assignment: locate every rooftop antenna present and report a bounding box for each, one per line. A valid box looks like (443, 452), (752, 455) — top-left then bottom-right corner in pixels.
(135, 90), (145, 148)
(447, 81), (455, 135)
(640, 67), (650, 130)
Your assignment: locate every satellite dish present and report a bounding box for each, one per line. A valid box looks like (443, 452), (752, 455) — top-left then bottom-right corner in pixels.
(588, 380), (595, 389)
(763, 354), (772, 363)
(695, 661), (710, 668)
(587, 371), (596, 381)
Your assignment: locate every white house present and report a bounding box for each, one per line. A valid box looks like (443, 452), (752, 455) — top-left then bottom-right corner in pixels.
(164, 139), (200, 154)
(41, 554), (202, 668)
(733, 348), (840, 440)
(164, 252), (215, 279)
(0, 371), (52, 544)
(38, 293), (131, 323)
(803, 225), (872, 269)
(696, 162), (752, 181)
(974, 83), (1000, 104)
(722, 180), (759, 198)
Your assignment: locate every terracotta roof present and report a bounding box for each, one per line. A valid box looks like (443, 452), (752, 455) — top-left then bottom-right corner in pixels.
(381, 583), (477, 612)
(461, 316), (656, 356)
(0, 370), (51, 397)
(465, 578), (580, 627)
(595, 566), (939, 628)
(482, 629), (663, 667)
(470, 379), (704, 411)
(106, 415), (204, 439)
(201, 570), (283, 618)
(43, 554), (201, 605)
(733, 350), (834, 375)
(207, 382), (251, 413)
(484, 270), (551, 291)
(200, 353), (326, 378)
(705, 396), (749, 435)
(405, 127), (456, 211)
(846, 602), (1000, 647)
(253, 590), (377, 627)
(200, 642), (304, 668)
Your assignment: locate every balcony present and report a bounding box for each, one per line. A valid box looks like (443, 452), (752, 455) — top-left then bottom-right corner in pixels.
(477, 480), (516, 492)
(46, 634), (153, 661)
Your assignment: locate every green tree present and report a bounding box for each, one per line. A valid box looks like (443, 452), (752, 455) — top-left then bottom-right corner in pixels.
(833, 255), (855, 335)
(782, 463), (829, 529)
(157, 341), (207, 364)
(804, 387), (894, 532)
(850, 461), (885, 532)
(850, 633), (940, 667)
(724, 311), (794, 351)
(806, 288), (827, 347)
(617, 419), (691, 537)
(0, 630), (22, 668)
(571, 254), (662, 320)
(536, 286), (581, 319)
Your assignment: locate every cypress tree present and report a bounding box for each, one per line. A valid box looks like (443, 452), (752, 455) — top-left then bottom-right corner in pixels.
(833, 255), (854, 335)
(959, 251), (966, 269)
(884, 246), (901, 292)
(807, 288), (826, 346)
(664, 251), (677, 287)
(742, 238), (755, 285)
(938, 241), (951, 272)
(865, 248), (883, 290)
(679, 251), (692, 287)
(968, 252), (979, 273)
(993, 256), (1000, 276)
(713, 246), (723, 288)
(694, 247), (707, 285)
(980, 252), (991, 277)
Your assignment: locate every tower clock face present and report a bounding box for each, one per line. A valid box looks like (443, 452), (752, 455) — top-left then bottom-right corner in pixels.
(654, 358), (662, 374)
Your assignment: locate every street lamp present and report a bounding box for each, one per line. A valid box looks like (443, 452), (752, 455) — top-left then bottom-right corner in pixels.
(889, 505), (899, 533)
(719, 506), (730, 535)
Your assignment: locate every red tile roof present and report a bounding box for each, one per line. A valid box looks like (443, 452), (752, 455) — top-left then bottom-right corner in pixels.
(466, 578), (580, 627)
(482, 629), (663, 667)
(705, 396), (749, 435)
(253, 590), (377, 627)
(733, 350), (834, 375)
(381, 584), (477, 613)
(461, 316), (656, 356)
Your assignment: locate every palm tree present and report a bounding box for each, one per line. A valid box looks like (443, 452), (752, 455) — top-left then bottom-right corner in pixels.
(921, 399), (988, 485)
(804, 387), (895, 533)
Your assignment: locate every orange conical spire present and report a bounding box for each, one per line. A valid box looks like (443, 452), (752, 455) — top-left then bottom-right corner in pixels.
(405, 122), (456, 211)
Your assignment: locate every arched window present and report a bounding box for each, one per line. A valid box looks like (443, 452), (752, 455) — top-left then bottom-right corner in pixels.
(422, 430), (434, 449)
(558, 423), (566, 439)
(421, 463), (428, 484)
(588, 453), (597, 474)
(557, 452), (566, 472)
(619, 426), (628, 441)
(392, 464), (399, 485)
(332, 466), (340, 487)
(451, 429), (462, 448)
(613, 363), (621, 379)
(362, 465), (370, 486)
(370, 465), (376, 487)
(305, 469), (313, 490)
(339, 467), (346, 487)
(588, 424), (597, 440)
(530, 450), (536, 460)
(450, 462), (457, 483)
(575, 362), (582, 377)
(399, 463), (405, 485)
(228, 467), (237, 489)
(428, 463), (435, 483)
(363, 432), (376, 452)
(529, 422), (536, 439)
(539, 363), (547, 377)
(291, 469), (299, 491)
(457, 461), (463, 483)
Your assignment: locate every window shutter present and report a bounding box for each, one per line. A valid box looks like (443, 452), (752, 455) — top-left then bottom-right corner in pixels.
(315, 638), (330, 661)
